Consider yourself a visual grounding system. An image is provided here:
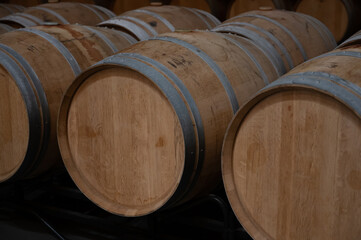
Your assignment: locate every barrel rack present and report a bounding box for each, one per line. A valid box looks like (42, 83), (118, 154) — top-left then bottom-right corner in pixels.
(0, 170), (251, 240)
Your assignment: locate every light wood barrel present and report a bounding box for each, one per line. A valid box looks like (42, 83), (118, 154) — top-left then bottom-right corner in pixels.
(57, 30), (282, 217)
(214, 9), (336, 73)
(222, 39), (361, 240)
(0, 3), (115, 28)
(0, 24), (136, 183)
(98, 5), (220, 40)
(0, 4), (25, 18)
(294, 0), (361, 43)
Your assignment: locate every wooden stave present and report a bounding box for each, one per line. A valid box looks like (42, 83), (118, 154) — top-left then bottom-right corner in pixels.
(222, 47), (361, 240)
(292, 11), (337, 50)
(212, 23), (286, 75)
(293, 0), (361, 43)
(229, 12), (308, 61)
(219, 10), (336, 71)
(0, 25), (134, 182)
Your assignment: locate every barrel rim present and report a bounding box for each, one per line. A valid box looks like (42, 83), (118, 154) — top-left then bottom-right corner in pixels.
(0, 49), (42, 183)
(57, 60), (190, 217)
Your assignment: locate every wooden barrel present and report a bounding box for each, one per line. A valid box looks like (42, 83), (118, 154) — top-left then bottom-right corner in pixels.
(294, 0), (361, 43)
(222, 38), (361, 240)
(0, 4), (25, 18)
(0, 3), (115, 28)
(57, 30), (282, 217)
(228, 0), (296, 18)
(0, 23), (14, 34)
(98, 5), (220, 41)
(213, 9), (336, 73)
(0, 24), (136, 183)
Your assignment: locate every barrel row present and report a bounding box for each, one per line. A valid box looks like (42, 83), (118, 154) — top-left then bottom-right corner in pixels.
(222, 26), (361, 240)
(0, 4), (220, 41)
(0, 5), (225, 185)
(2, 0), (358, 43)
(56, 9), (336, 217)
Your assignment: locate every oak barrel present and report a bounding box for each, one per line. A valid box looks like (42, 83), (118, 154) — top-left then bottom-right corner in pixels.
(98, 5), (220, 40)
(214, 9), (336, 73)
(222, 37), (361, 240)
(294, 0), (361, 43)
(0, 3), (115, 28)
(0, 24), (136, 183)
(0, 4), (25, 18)
(57, 30), (282, 217)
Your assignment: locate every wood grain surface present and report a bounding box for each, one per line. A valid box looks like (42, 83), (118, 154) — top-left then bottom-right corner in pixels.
(218, 9), (336, 72)
(295, 0), (348, 42)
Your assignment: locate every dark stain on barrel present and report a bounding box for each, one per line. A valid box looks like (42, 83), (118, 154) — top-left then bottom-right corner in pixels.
(149, 21), (157, 27)
(27, 45), (39, 53)
(329, 62), (338, 68)
(347, 170), (361, 190)
(156, 137), (165, 147)
(167, 55), (193, 69)
(61, 25), (103, 62)
(167, 61), (177, 68)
